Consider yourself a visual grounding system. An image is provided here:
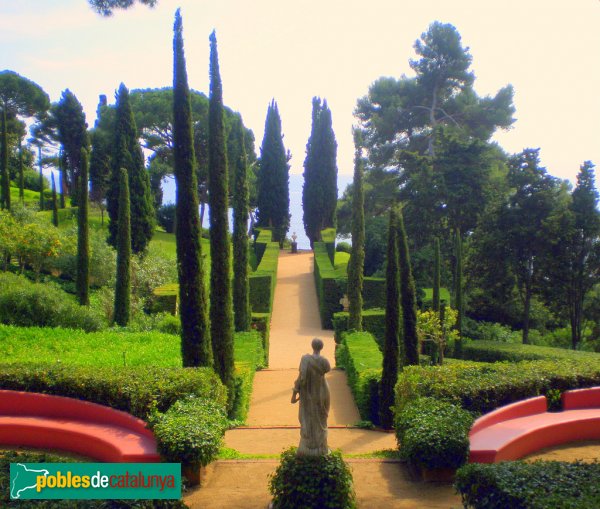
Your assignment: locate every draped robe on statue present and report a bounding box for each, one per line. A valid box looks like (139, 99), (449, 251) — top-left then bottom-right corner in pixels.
(293, 353), (331, 456)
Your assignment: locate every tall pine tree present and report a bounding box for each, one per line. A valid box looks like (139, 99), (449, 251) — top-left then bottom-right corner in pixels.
(398, 208), (419, 366)
(232, 117), (251, 332)
(76, 148), (90, 306)
(107, 84), (154, 254)
(208, 30), (235, 407)
(172, 9), (211, 367)
(302, 97), (338, 246)
(380, 207), (400, 429)
(348, 129), (365, 331)
(114, 168), (131, 326)
(256, 100), (290, 247)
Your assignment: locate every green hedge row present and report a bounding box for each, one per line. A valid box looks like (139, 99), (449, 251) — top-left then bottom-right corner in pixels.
(458, 339), (600, 363)
(320, 227), (336, 265)
(0, 363), (227, 420)
(332, 309), (386, 346)
(455, 461), (600, 509)
(249, 235), (279, 314)
(313, 242), (345, 329)
(251, 312), (271, 365)
(395, 397), (473, 470)
(335, 331), (382, 424)
(395, 357), (600, 415)
(232, 330), (265, 423)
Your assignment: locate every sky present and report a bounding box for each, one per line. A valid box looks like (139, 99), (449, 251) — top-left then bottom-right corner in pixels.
(1, 0), (599, 186)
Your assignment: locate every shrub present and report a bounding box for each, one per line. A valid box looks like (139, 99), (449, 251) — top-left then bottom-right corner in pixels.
(462, 319), (521, 343)
(249, 234), (278, 314)
(395, 357), (600, 415)
(395, 397), (473, 470)
(0, 363), (226, 420)
(0, 450), (187, 508)
(455, 461), (600, 509)
(314, 241), (345, 328)
(0, 273), (104, 331)
(269, 447), (356, 509)
(149, 396), (228, 467)
(157, 203), (176, 233)
(335, 241), (351, 253)
(251, 312), (270, 365)
(157, 313), (181, 335)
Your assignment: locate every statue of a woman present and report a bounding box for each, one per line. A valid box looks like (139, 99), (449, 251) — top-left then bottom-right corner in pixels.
(291, 338), (331, 456)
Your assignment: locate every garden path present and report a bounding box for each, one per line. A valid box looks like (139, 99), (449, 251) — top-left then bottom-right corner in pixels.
(184, 251), (460, 508)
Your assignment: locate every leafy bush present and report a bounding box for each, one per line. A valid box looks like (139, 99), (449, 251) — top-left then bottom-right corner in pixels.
(157, 203), (176, 233)
(455, 461), (600, 509)
(0, 273), (104, 331)
(395, 397), (473, 470)
(149, 396), (228, 467)
(157, 313), (181, 335)
(395, 357), (600, 415)
(269, 447), (356, 509)
(0, 450), (187, 508)
(463, 319), (521, 343)
(0, 363), (226, 420)
(335, 241), (351, 253)
(251, 312), (270, 365)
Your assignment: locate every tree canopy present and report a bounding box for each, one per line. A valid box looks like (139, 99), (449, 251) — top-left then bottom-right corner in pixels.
(88, 0), (157, 16)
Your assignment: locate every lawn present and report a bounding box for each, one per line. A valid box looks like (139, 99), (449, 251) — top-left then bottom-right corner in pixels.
(0, 324), (260, 369)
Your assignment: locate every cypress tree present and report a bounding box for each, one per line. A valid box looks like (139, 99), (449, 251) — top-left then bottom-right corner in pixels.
(208, 30), (235, 405)
(256, 100), (290, 247)
(89, 97), (111, 225)
(348, 129), (365, 331)
(380, 207), (400, 429)
(172, 10), (211, 367)
(113, 168), (131, 326)
(0, 108), (8, 210)
(51, 173), (59, 227)
(76, 148), (90, 306)
(433, 238), (441, 313)
(18, 145), (24, 203)
(232, 119), (251, 332)
(58, 151), (66, 208)
(38, 146), (43, 211)
(302, 98), (338, 246)
(398, 208), (419, 366)
(454, 228), (464, 356)
(107, 83), (155, 254)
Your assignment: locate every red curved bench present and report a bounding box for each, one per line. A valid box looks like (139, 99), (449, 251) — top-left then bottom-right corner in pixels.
(469, 387), (600, 463)
(0, 390), (160, 462)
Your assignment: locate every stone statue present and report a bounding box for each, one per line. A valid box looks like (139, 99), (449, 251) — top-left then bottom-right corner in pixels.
(291, 338), (331, 456)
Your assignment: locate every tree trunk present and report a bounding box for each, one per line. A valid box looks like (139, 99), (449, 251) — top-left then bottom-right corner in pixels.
(522, 284), (531, 344)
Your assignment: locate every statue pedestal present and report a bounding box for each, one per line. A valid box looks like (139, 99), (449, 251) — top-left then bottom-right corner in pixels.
(291, 242), (298, 253)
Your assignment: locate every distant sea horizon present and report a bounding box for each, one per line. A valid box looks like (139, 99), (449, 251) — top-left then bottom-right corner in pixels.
(161, 173), (353, 250)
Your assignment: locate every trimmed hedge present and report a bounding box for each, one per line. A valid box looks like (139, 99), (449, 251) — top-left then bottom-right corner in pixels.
(232, 330), (265, 423)
(395, 397), (473, 470)
(251, 312), (271, 365)
(395, 357), (600, 415)
(321, 227), (336, 265)
(0, 450), (186, 508)
(314, 242), (345, 329)
(249, 239), (279, 313)
(335, 331), (382, 424)
(455, 461), (600, 509)
(333, 309), (385, 346)
(458, 339), (600, 363)
(149, 395), (229, 467)
(0, 363), (227, 420)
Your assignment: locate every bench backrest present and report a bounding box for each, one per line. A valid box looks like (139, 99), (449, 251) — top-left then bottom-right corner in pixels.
(562, 386), (600, 410)
(0, 390), (152, 437)
(470, 396), (547, 436)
